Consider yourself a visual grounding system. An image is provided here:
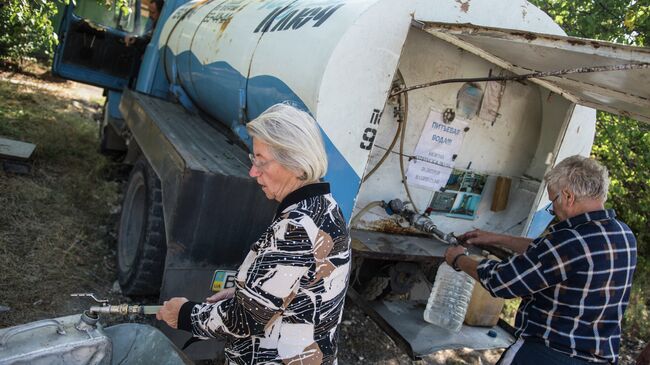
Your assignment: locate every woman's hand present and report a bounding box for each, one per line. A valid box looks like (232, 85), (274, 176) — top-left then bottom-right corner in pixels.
(206, 287), (236, 303)
(156, 297), (189, 329)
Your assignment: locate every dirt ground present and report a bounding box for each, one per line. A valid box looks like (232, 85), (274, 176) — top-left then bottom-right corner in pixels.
(0, 66), (646, 364)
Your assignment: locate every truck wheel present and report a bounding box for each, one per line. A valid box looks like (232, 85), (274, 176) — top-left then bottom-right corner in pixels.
(361, 277), (390, 301)
(117, 157), (166, 296)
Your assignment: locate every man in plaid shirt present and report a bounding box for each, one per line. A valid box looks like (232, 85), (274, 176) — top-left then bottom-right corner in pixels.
(446, 155), (637, 364)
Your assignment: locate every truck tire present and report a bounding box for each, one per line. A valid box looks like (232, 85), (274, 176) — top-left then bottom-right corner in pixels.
(361, 276), (390, 301)
(117, 157), (166, 296)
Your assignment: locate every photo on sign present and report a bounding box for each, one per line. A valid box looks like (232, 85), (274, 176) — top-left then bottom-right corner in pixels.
(428, 169), (488, 220)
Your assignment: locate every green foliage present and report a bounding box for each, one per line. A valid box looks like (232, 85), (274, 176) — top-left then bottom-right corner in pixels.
(592, 114), (650, 260)
(500, 298), (522, 327)
(0, 0), (133, 62)
(529, 0), (648, 45)
(622, 268), (650, 339)
(0, 1), (65, 61)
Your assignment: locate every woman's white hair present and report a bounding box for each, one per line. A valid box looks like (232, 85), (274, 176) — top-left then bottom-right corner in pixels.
(544, 155), (610, 201)
(247, 103), (328, 183)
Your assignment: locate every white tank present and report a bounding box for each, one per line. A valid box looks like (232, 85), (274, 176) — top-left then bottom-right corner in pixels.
(158, 0), (596, 232)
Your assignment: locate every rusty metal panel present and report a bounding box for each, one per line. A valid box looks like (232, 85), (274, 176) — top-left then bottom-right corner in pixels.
(415, 21), (650, 123)
(351, 228), (449, 262)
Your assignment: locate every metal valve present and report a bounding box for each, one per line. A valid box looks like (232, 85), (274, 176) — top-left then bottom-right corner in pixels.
(70, 293), (109, 305)
(386, 198), (458, 245)
(70, 293), (161, 316)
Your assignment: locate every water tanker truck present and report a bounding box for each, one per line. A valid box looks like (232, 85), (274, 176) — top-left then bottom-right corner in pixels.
(2, 0), (649, 362)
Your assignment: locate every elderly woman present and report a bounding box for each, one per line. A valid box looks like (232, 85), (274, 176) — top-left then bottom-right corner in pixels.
(157, 104), (351, 364)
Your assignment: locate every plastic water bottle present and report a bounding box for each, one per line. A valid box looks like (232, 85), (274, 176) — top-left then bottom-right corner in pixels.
(423, 262), (475, 332)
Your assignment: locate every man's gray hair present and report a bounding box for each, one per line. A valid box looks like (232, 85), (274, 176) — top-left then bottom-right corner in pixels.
(544, 155), (610, 201)
(247, 103), (328, 183)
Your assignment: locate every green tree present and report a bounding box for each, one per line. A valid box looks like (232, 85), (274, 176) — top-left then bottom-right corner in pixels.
(530, 0), (649, 45)
(0, 0), (132, 63)
(0, 1), (63, 61)
(592, 114), (650, 266)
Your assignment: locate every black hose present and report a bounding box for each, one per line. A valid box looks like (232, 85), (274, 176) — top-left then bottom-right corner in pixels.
(362, 109), (402, 182)
(398, 90), (419, 214)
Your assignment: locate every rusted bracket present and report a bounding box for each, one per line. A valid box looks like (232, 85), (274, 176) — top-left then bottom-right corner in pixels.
(390, 63), (650, 97)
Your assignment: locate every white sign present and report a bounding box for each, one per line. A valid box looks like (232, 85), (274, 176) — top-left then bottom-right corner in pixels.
(406, 110), (468, 191)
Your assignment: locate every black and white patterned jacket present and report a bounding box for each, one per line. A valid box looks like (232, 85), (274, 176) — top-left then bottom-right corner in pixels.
(178, 183), (351, 364)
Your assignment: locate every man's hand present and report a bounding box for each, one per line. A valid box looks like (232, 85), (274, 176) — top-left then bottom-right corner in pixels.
(458, 229), (502, 246)
(156, 297), (189, 329)
(444, 245), (467, 267)
(458, 229), (532, 254)
(444, 245), (480, 281)
(206, 287), (235, 303)
(124, 34), (137, 47)
(637, 343), (650, 365)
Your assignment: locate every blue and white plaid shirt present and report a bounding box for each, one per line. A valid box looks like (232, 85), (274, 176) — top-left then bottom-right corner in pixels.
(477, 209), (636, 363)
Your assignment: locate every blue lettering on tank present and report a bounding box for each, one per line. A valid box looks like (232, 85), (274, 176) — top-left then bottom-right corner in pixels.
(254, 3), (344, 33)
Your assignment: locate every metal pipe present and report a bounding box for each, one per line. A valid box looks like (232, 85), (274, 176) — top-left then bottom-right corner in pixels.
(387, 198), (458, 245)
(89, 304), (162, 315)
(90, 304), (141, 315)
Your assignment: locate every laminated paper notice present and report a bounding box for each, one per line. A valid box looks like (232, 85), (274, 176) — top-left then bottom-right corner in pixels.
(406, 110), (468, 191)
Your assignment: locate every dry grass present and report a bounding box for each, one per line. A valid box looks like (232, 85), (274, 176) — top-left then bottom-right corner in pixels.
(0, 74), (122, 327)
